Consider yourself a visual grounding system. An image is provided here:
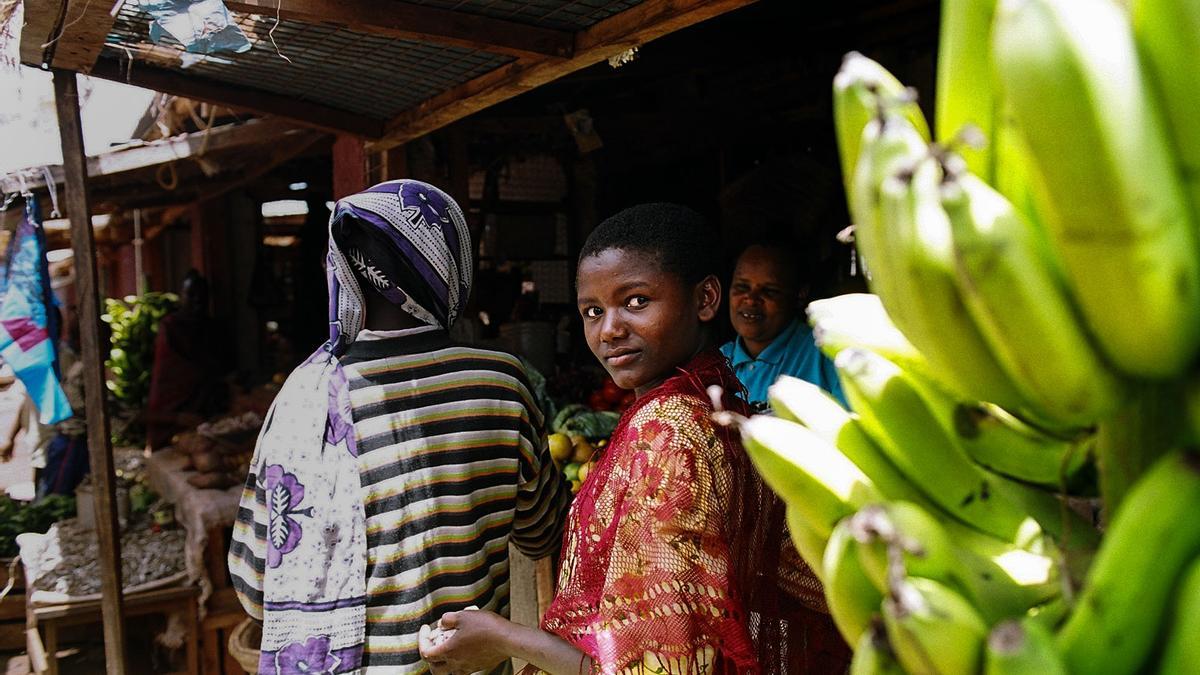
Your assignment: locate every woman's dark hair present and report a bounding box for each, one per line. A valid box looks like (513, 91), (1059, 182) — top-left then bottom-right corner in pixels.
(579, 203), (721, 285)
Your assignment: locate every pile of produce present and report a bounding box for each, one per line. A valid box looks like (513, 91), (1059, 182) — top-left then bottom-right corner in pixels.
(548, 403), (620, 494)
(585, 378), (636, 414)
(24, 516), (187, 596)
(174, 411), (262, 490)
(0, 495), (75, 559)
(737, 0), (1200, 672)
(102, 292), (177, 445)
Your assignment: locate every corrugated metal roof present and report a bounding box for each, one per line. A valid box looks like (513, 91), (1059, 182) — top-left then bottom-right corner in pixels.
(104, 3), (514, 121)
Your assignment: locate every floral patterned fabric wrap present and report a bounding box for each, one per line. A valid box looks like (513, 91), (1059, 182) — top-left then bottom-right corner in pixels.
(228, 180), (473, 674)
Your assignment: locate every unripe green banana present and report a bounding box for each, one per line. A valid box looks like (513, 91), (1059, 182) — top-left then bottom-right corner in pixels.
(895, 351), (1093, 490)
(949, 401), (1094, 492)
(1057, 451), (1200, 674)
(941, 170), (1127, 430)
(770, 376), (937, 510)
(835, 347), (1094, 550)
(883, 577), (988, 675)
(934, 0), (997, 179)
(825, 517), (886, 645)
(835, 52), (931, 205)
(739, 415), (882, 537)
(876, 155), (1028, 412)
(1157, 556), (1200, 675)
(785, 504), (828, 581)
(984, 618), (1066, 675)
(850, 114), (930, 319)
(852, 618), (906, 675)
(1022, 596), (1069, 634)
(993, 0), (1200, 377)
(1132, 0), (1200, 224)
(806, 293), (944, 387)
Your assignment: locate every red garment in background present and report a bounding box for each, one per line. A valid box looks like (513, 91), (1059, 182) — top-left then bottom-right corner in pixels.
(534, 350), (845, 674)
(145, 311), (215, 450)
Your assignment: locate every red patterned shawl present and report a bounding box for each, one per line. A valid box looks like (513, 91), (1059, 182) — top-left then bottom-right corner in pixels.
(533, 350), (833, 674)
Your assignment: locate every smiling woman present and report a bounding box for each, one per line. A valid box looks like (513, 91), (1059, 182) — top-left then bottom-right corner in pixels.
(722, 242), (846, 410)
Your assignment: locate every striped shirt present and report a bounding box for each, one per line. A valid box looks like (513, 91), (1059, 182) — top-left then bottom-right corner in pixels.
(340, 327), (569, 672)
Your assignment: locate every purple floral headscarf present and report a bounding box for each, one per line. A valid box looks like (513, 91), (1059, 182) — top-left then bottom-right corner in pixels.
(325, 180), (472, 351)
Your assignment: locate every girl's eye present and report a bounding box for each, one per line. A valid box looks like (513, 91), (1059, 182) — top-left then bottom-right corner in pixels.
(627, 295), (649, 309)
(583, 306), (603, 318)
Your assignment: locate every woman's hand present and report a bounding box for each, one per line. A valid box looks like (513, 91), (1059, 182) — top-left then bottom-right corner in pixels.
(419, 609), (515, 674)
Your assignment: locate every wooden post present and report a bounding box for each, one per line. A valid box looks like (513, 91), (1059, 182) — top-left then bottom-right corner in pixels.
(332, 134), (368, 199)
(51, 69), (127, 675)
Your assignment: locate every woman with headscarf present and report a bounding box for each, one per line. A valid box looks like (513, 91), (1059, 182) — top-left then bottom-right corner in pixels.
(229, 180), (570, 675)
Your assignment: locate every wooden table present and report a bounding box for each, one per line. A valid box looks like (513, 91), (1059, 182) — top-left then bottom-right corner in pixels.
(25, 584), (201, 675)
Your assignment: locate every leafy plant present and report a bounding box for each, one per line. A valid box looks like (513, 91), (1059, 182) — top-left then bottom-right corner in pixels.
(0, 495), (76, 558)
(102, 292), (177, 445)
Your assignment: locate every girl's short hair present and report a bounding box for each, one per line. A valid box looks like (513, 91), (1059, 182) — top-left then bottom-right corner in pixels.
(579, 203), (721, 284)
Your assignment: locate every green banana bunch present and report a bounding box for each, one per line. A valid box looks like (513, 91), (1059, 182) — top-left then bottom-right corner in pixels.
(1056, 451), (1200, 674)
(1157, 556), (1200, 674)
(769, 376), (938, 510)
(785, 504), (829, 580)
(875, 155), (1027, 412)
(883, 576), (988, 675)
(738, 415), (881, 537)
(934, 0), (997, 180)
(941, 169), (1127, 430)
(984, 619), (1066, 675)
(835, 347), (1094, 550)
(992, 0), (1200, 378)
(851, 502), (1061, 624)
(835, 52), (931, 208)
(1132, 0), (1200, 222)
(809, 290), (1096, 489)
(852, 619), (906, 675)
(825, 517), (886, 645)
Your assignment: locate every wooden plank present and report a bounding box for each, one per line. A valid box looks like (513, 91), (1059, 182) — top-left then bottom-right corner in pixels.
(224, 0), (573, 58)
(51, 69), (128, 675)
(0, 119), (305, 194)
(18, 0), (63, 67)
(20, 0), (120, 72)
(88, 58), (383, 138)
(368, 0), (760, 151)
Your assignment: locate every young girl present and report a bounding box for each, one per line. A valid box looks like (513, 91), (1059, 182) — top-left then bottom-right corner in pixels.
(419, 204), (843, 674)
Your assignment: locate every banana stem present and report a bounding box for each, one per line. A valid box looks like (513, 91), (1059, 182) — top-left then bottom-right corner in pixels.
(1095, 380), (1188, 525)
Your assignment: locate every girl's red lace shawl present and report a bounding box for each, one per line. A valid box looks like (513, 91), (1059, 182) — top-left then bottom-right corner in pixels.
(537, 351), (822, 674)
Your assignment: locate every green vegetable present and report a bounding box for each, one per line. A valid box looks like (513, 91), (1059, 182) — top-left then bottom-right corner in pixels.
(0, 495), (76, 558)
(103, 292), (177, 445)
(560, 410), (621, 440)
(551, 404), (589, 434)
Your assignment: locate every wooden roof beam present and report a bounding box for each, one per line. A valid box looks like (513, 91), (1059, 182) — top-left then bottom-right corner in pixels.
(223, 0), (574, 58)
(0, 118), (308, 194)
(21, 0), (122, 72)
(88, 58), (383, 138)
(367, 0), (761, 152)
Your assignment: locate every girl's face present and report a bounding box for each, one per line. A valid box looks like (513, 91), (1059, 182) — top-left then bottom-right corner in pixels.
(577, 248), (721, 396)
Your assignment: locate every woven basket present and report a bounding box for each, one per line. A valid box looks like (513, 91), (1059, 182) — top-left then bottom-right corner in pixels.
(228, 618), (261, 674)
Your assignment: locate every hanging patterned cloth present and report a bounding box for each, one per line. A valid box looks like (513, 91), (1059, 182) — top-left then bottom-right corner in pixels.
(0, 199), (71, 425)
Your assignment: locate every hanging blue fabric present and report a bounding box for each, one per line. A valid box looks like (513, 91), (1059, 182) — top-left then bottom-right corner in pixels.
(0, 199), (72, 425)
